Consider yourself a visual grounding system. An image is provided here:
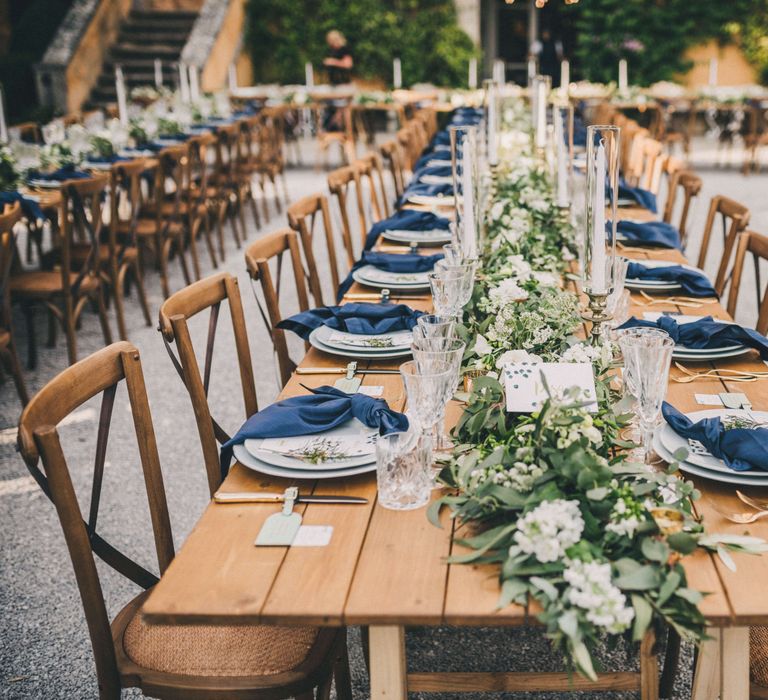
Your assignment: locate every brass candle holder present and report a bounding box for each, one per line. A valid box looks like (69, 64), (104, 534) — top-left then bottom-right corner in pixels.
(581, 290), (613, 345)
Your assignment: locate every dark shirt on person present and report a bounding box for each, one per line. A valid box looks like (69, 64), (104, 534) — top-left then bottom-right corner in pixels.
(327, 45), (353, 85)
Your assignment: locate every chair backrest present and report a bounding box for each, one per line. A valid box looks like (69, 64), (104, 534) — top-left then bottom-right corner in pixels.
(17, 341), (174, 698)
(355, 153), (385, 222)
(380, 139), (406, 199)
(214, 122), (243, 186)
(327, 165), (363, 267)
(186, 133), (216, 213)
(286, 193), (342, 307)
(0, 203), (22, 331)
(158, 272), (258, 495)
(152, 145), (188, 232)
(244, 228), (310, 387)
(9, 121), (42, 143)
(728, 230), (768, 333)
(109, 158), (148, 262)
(396, 126), (417, 171)
(623, 127), (649, 184)
(697, 195), (751, 296)
(639, 138), (664, 193)
(662, 169), (701, 246)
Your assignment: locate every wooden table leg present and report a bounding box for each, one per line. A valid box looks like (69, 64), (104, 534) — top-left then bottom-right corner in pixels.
(369, 625), (407, 699)
(721, 627), (750, 700)
(692, 628), (721, 700)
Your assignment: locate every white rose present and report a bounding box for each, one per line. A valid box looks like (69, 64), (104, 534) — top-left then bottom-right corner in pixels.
(474, 334), (493, 356)
(496, 349), (542, 369)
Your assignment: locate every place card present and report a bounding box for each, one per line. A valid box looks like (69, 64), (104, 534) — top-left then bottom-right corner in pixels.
(503, 362), (598, 413)
(695, 394), (724, 407)
(255, 511), (302, 546)
(358, 385), (384, 397)
(292, 525), (334, 547)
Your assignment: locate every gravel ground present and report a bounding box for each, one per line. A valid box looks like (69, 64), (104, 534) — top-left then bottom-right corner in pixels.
(1, 134), (767, 699)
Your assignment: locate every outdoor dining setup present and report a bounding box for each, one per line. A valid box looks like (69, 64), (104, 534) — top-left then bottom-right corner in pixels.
(7, 60), (768, 700)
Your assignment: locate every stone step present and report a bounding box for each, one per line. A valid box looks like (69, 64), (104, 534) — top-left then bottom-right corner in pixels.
(111, 43), (181, 58)
(104, 58), (182, 71)
(128, 9), (198, 22)
(118, 30), (190, 44)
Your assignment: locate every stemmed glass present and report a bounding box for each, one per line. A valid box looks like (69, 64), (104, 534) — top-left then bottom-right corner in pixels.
(414, 314), (456, 342)
(428, 260), (476, 319)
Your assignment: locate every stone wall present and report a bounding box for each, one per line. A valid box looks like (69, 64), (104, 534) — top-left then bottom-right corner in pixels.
(681, 41), (757, 88)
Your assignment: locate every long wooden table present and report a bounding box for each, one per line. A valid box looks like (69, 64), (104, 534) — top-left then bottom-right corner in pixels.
(142, 214), (768, 699)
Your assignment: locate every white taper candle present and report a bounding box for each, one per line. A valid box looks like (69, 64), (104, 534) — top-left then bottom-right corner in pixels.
(0, 84), (8, 144)
(555, 108), (568, 207)
(154, 59), (163, 89)
(618, 59), (628, 92)
(228, 63), (238, 92)
(461, 137), (477, 258)
(560, 60), (570, 93)
(305, 62), (314, 89)
(178, 62), (190, 103)
(115, 66), (128, 126)
(393, 58), (402, 89)
(535, 81), (547, 149)
(709, 57), (718, 87)
(468, 58), (477, 90)
(592, 141), (607, 294)
(189, 64), (200, 104)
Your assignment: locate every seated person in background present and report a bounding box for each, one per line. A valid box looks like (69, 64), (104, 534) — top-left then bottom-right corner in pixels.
(322, 30), (354, 132)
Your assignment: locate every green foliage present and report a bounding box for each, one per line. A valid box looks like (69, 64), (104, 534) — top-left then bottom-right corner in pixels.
(564, 0), (759, 86)
(245, 0), (478, 87)
(736, 4), (768, 84)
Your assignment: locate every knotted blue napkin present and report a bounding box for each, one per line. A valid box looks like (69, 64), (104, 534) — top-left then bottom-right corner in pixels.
(27, 165), (90, 182)
(0, 191), (43, 221)
(278, 302), (424, 340)
(414, 164), (453, 181)
(618, 315), (768, 359)
(618, 178), (658, 213)
(662, 402), (768, 472)
(397, 182), (453, 208)
(626, 262), (716, 297)
(430, 130), (451, 147)
(364, 209), (450, 250)
(336, 251), (444, 300)
(615, 220), (681, 249)
(414, 150), (452, 171)
(220, 385), (409, 471)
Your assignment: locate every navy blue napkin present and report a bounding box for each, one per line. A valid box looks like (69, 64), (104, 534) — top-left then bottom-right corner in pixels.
(414, 150), (452, 171)
(618, 178), (658, 213)
(27, 166), (90, 182)
(430, 130), (451, 147)
(336, 251), (444, 300)
(84, 155), (130, 164)
(615, 220), (681, 249)
(397, 182), (453, 208)
(618, 315), (768, 359)
(626, 262), (716, 297)
(0, 191), (43, 221)
(278, 302), (424, 340)
(414, 164), (453, 181)
(220, 385), (409, 471)
(662, 402), (768, 472)
(364, 209), (450, 250)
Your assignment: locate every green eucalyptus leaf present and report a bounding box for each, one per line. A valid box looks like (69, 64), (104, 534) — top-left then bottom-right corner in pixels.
(631, 594), (653, 642)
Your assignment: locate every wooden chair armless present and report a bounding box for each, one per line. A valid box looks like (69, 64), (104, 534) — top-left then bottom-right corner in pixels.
(380, 139), (407, 200)
(697, 195), (750, 297)
(727, 231), (768, 333)
(327, 165), (364, 268)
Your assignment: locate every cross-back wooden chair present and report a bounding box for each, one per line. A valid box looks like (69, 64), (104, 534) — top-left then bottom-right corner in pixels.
(11, 175), (112, 367)
(327, 165), (364, 266)
(380, 139), (407, 200)
(593, 102), (616, 125)
(638, 138), (664, 194)
(8, 121), (43, 143)
(314, 97), (356, 169)
(245, 228), (310, 387)
(213, 122), (248, 253)
(184, 132), (220, 274)
(241, 112), (289, 221)
(697, 195), (751, 297)
(727, 230), (768, 332)
(0, 203), (28, 405)
(287, 193), (345, 307)
(107, 158), (152, 340)
(622, 127), (650, 185)
(396, 126), (418, 172)
(354, 153), (385, 223)
(662, 169), (701, 249)
(17, 341), (351, 700)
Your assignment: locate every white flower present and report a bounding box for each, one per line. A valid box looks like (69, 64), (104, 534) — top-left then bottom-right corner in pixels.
(490, 202), (505, 221)
(532, 270), (559, 287)
(563, 559), (635, 634)
(496, 349), (543, 369)
(514, 499), (584, 563)
(489, 277), (529, 306)
(474, 334), (493, 357)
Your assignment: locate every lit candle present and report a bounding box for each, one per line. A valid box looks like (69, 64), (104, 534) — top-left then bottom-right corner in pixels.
(0, 83), (8, 143)
(494, 59), (505, 86)
(468, 57), (477, 90)
(461, 136), (477, 258)
(709, 57), (718, 87)
(535, 81), (547, 149)
(189, 64), (200, 104)
(115, 66), (128, 126)
(527, 59), (536, 82)
(487, 84), (498, 166)
(393, 58), (402, 89)
(178, 62), (190, 103)
(305, 61), (314, 89)
(592, 141), (607, 294)
(228, 63), (238, 92)
(154, 59), (163, 89)
(618, 59), (628, 92)
(555, 108), (568, 207)
(560, 59), (570, 93)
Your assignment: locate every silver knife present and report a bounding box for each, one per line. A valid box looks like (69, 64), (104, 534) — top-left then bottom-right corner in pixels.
(214, 490), (368, 504)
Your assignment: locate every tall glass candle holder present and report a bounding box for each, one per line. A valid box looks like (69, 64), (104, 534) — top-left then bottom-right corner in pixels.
(531, 75), (551, 154)
(449, 125), (479, 260)
(582, 124), (620, 344)
(483, 79), (499, 168)
(553, 103), (574, 209)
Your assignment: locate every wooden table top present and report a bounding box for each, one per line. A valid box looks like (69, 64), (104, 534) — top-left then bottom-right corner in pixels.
(141, 218), (768, 630)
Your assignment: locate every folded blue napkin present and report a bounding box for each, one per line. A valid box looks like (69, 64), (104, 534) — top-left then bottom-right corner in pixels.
(662, 402), (768, 472)
(430, 130), (451, 147)
(336, 251), (444, 300)
(615, 220), (681, 249)
(0, 191), (43, 221)
(397, 182), (454, 208)
(573, 117), (587, 147)
(414, 151), (452, 171)
(220, 385), (409, 471)
(364, 209), (450, 250)
(414, 164), (453, 180)
(626, 262), (716, 297)
(27, 166), (90, 182)
(618, 178), (658, 213)
(277, 302), (424, 340)
(84, 155), (130, 164)
(618, 315), (768, 359)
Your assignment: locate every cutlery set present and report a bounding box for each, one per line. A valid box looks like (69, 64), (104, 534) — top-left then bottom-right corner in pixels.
(709, 491), (768, 524)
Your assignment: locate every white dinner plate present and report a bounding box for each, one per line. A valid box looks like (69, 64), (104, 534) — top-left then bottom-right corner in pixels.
(652, 431), (768, 486)
(309, 327), (413, 360)
(672, 346), (752, 361)
(381, 229), (452, 245)
(82, 161), (114, 171)
(244, 418), (377, 470)
(313, 325), (412, 352)
(658, 409), (768, 475)
(419, 174), (453, 185)
(352, 265), (431, 290)
(406, 194), (457, 207)
(233, 443), (376, 480)
(27, 179), (61, 189)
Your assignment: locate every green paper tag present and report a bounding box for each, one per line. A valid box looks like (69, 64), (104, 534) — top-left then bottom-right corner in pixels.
(334, 376), (362, 393)
(255, 511), (303, 546)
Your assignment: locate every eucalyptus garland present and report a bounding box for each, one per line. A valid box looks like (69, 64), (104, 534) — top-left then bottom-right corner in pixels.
(432, 102), (768, 679)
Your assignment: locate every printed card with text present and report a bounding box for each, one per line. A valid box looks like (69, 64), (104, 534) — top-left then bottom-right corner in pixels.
(503, 362), (598, 413)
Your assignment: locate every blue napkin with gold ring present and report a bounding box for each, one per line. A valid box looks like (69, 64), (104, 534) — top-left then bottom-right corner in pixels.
(662, 402), (768, 472)
(278, 302), (424, 340)
(364, 209), (450, 250)
(626, 262), (716, 297)
(618, 315), (768, 359)
(220, 385), (409, 471)
(337, 251), (444, 300)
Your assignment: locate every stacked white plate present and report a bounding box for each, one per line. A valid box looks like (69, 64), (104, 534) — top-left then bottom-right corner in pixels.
(233, 418), (378, 479)
(309, 324), (412, 360)
(419, 174), (453, 185)
(642, 313), (752, 362)
(653, 409), (768, 485)
(27, 179), (62, 189)
(381, 228), (452, 245)
(625, 260), (708, 292)
(352, 264), (431, 291)
(406, 194), (458, 207)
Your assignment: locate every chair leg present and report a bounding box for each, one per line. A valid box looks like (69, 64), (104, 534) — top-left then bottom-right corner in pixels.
(63, 297), (78, 366)
(259, 174), (271, 222)
(333, 632), (354, 700)
(0, 343), (29, 406)
(186, 218), (202, 281)
(659, 627), (681, 698)
(46, 306), (57, 347)
(215, 201), (227, 262)
(175, 238), (192, 287)
(22, 303), (37, 370)
(114, 265), (129, 341)
(159, 237), (173, 299)
(202, 214), (218, 268)
(130, 260), (152, 328)
(95, 287), (113, 347)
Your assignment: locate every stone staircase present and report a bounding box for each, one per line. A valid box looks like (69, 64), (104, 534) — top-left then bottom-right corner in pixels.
(87, 9), (198, 108)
